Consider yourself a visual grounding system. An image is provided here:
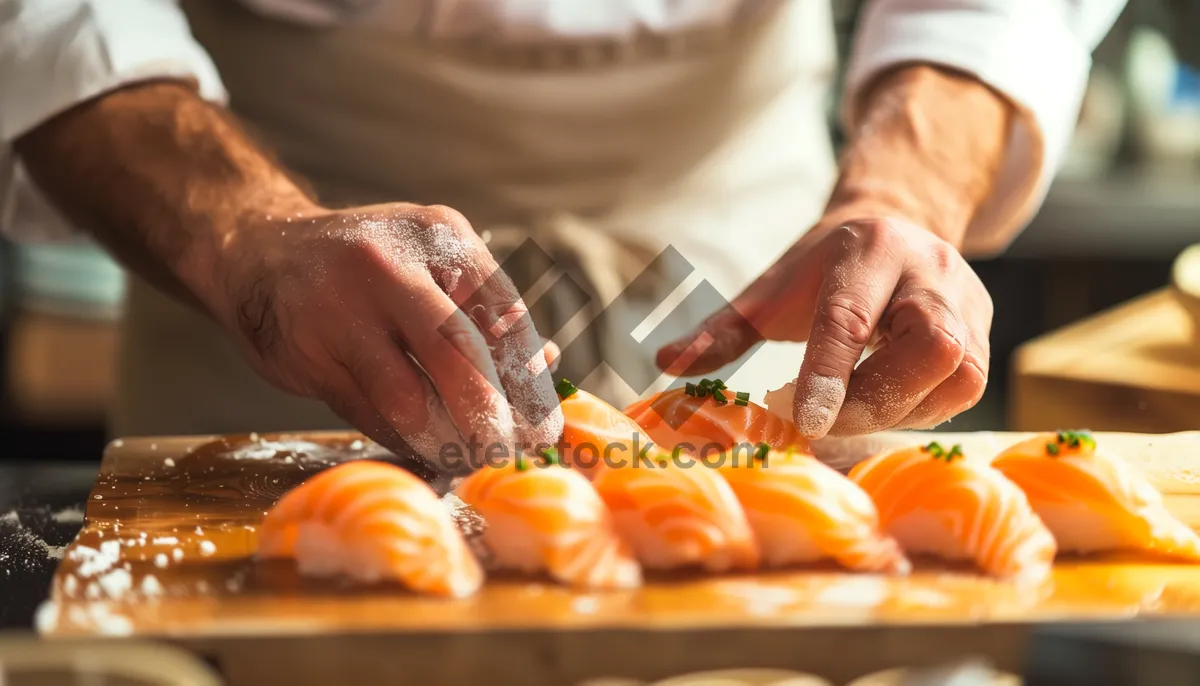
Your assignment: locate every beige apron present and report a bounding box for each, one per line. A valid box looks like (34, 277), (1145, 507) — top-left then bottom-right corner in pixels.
(111, 0), (838, 438)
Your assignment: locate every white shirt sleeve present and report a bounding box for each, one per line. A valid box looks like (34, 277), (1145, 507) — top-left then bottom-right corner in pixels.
(842, 0), (1128, 258)
(0, 0), (226, 243)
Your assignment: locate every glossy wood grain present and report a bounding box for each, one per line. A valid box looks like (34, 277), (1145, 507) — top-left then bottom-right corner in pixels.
(35, 429), (1200, 645)
(1011, 289), (1200, 433)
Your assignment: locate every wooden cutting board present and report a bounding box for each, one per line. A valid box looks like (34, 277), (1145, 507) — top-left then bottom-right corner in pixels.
(34, 430), (1200, 686)
(1011, 288), (1200, 433)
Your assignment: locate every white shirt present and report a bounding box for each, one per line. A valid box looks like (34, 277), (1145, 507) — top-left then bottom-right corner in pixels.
(0, 0), (1127, 255)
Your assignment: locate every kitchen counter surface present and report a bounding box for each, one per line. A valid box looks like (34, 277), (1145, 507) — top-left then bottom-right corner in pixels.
(1, 461), (97, 629)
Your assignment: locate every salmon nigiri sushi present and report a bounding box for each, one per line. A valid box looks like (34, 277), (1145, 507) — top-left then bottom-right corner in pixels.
(718, 449), (910, 574)
(624, 379), (811, 459)
(993, 431), (1200, 561)
(258, 461), (483, 597)
(556, 378), (654, 478)
(849, 443), (1056, 581)
(591, 449), (760, 572)
(455, 450), (642, 589)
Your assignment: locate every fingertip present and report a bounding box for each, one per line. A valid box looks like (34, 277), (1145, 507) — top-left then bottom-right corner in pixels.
(656, 330), (718, 376)
(790, 372), (846, 439)
(542, 339), (561, 373)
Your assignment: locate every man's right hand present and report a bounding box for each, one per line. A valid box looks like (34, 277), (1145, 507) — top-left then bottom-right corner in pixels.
(14, 82), (562, 468)
(213, 202), (564, 465)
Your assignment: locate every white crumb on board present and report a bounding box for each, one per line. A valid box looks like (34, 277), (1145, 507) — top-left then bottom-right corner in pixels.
(809, 577), (889, 608)
(571, 596), (599, 614)
(62, 604), (133, 636)
(709, 581), (803, 615)
(68, 541), (122, 578)
(154, 553), (168, 568)
(34, 601), (59, 633)
(141, 575), (164, 597)
(199, 540), (216, 556)
(230, 439), (326, 461)
(96, 568), (132, 598)
(164, 458), (175, 467)
(153, 536), (178, 545)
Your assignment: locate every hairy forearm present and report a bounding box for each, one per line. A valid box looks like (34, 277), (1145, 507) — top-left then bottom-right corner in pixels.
(826, 65), (1014, 249)
(14, 81), (318, 315)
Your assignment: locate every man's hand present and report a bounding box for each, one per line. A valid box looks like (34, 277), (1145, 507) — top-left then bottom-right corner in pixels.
(218, 202), (563, 463)
(660, 216), (991, 437)
(657, 65), (1014, 439)
(15, 81), (562, 465)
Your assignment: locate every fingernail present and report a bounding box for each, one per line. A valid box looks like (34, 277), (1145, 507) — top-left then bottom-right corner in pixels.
(793, 374), (845, 438)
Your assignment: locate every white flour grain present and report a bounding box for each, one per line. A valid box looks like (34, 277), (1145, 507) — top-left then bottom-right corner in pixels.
(0, 509), (62, 563)
(795, 375), (846, 438)
(141, 574), (165, 597)
(51, 507), (84, 523)
(96, 568), (132, 598)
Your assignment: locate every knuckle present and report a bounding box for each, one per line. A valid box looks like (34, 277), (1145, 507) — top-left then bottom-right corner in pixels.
(819, 294), (876, 350)
(928, 241), (958, 273)
(424, 204), (471, 230)
(947, 352), (990, 413)
(437, 315), (490, 363)
(891, 296), (967, 368)
(961, 351), (989, 387)
(841, 218), (896, 254)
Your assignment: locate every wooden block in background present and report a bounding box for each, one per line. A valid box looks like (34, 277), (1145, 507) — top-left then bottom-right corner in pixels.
(4, 309), (116, 424)
(1010, 289), (1200, 433)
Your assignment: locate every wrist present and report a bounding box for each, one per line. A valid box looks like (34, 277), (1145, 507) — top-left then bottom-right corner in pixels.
(182, 187), (324, 325)
(823, 183), (971, 250)
(828, 64), (1013, 251)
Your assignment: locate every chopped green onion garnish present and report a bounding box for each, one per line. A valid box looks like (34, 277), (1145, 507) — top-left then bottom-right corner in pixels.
(734, 391), (750, 407)
(515, 455), (528, 471)
(947, 444), (964, 461)
(685, 382), (697, 397)
(1045, 442), (1060, 456)
(1061, 430), (1095, 451)
(713, 389), (728, 404)
(538, 447), (559, 465)
(711, 378), (727, 390)
(922, 441), (945, 458)
(754, 443), (770, 462)
(555, 378), (578, 400)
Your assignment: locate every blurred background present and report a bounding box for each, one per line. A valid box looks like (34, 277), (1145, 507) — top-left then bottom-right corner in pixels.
(0, 0), (1197, 463)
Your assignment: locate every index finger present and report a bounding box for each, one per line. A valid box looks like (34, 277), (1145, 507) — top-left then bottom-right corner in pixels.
(424, 212), (562, 451)
(792, 230), (902, 439)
